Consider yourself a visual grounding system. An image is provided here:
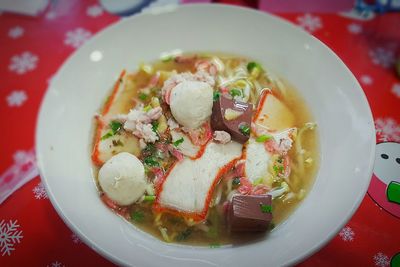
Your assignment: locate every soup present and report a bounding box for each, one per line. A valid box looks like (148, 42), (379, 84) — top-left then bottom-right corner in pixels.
(91, 53), (319, 246)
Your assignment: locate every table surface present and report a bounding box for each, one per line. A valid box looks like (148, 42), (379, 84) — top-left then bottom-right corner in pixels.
(1, 0), (399, 266)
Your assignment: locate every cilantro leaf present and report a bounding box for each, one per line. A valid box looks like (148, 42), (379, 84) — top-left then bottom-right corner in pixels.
(173, 137), (184, 147)
(229, 88), (242, 97)
(260, 204), (272, 213)
(110, 121), (122, 134)
(101, 131), (113, 140)
(144, 156), (159, 167)
(131, 211), (144, 222)
(213, 91), (220, 101)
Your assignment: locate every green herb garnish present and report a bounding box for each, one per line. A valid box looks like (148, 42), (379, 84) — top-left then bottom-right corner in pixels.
(213, 91), (220, 101)
(273, 165), (284, 176)
(176, 228), (192, 241)
(173, 137), (184, 147)
(239, 124), (250, 136)
(152, 121), (159, 133)
(101, 121), (123, 140)
(110, 121), (122, 134)
(229, 88), (242, 97)
(143, 105), (152, 112)
(143, 195), (156, 202)
(101, 131), (113, 140)
(247, 62), (262, 72)
(232, 177), (241, 186)
(144, 156), (159, 167)
(260, 204), (272, 213)
(131, 211), (144, 222)
(256, 135), (272, 143)
(139, 93), (148, 101)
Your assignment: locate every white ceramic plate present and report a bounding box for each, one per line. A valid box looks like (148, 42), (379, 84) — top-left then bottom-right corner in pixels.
(36, 4), (375, 267)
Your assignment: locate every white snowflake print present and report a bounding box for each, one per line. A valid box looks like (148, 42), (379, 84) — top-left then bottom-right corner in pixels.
(375, 118), (400, 142)
(86, 4), (103, 17)
(64, 28), (92, 48)
(71, 232), (82, 244)
(339, 226), (355, 241)
(32, 182), (48, 200)
(392, 83), (400, 98)
(0, 148), (38, 204)
(47, 261), (65, 267)
(296, 13), (322, 33)
(0, 220), (23, 256)
(6, 90), (27, 107)
(360, 75), (373, 85)
(347, 23), (362, 34)
(8, 26), (24, 39)
(369, 47), (395, 68)
(45, 11), (57, 20)
(8, 52), (38, 75)
(373, 252), (390, 267)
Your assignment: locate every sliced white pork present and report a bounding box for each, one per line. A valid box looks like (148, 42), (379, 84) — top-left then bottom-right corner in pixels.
(156, 141), (242, 219)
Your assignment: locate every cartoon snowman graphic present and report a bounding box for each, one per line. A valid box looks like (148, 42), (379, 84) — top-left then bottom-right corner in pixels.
(368, 141), (400, 218)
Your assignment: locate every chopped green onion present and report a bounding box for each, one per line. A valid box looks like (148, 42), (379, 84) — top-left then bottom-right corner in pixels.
(273, 165), (284, 176)
(247, 62), (262, 73)
(232, 177), (241, 186)
(144, 143), (155, 153)
(139, 93), (148, 101)
(239, 124), (250, 136)
(101, 131), (113, 140)
(173, 137), (184, 147)
(176, 228), (192, 241)
(260, 204), (272, 213)
(131, 211), (144, 222)
(110, 121), (122, 134)
(209, 243), (221, 248)
(229, 88), (242, 97)
(213, 91), (220, 101)
(256, 135), (272, 142)
(143, 195), (156, 202)
(143, 105), (152, 112)
(253, 177), (264, 185)
(152, 121), (159, 133)
(144, 157), (159, 167)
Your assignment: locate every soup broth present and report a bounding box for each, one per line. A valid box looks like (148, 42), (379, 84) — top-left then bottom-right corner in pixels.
(91, 53), (319, 246)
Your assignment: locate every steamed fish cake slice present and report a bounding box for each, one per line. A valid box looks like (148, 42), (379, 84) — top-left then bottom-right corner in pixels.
(244, 138), (272, 184)
(253, 90), (295, 131)
(92, 71), (141, 165)
(155, 142), (242, 221)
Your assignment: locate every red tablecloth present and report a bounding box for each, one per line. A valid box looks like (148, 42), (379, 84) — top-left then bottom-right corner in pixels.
(1, 1), (399, 266)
